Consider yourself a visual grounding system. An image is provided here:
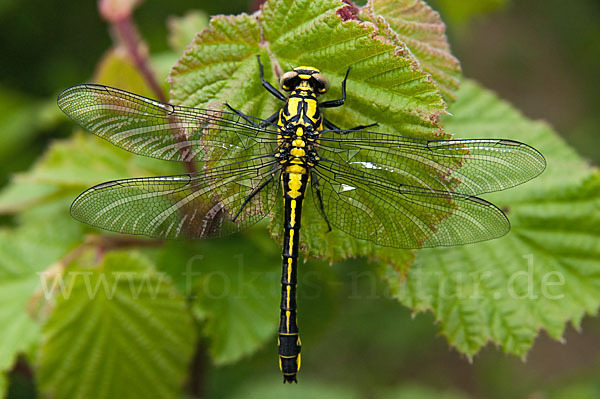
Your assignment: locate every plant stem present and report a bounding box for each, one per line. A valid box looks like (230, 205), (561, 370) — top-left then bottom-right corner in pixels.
(113, 15), (167, 103)
(187, 340), (207, 398)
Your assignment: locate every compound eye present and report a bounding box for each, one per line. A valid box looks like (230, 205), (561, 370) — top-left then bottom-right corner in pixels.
(280, 71), (299, 91)
(312, 73), (329, 93)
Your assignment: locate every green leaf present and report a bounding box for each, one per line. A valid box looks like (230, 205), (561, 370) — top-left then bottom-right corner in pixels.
(0, 87), (40, 158)
(154, 233), (281, 365)
(169, 13), (263, 110)
(0, 132), (182, 218)
(361, 0), (462, 103)
(260, 0), (445, 131)
(94, 48), (159, 98)
(37, 251), (196, 399)
(169, 0), (447, 270)
(0, 216), (82, 374)
(171, 0), (445, 130)
(0, 86), (61, 185)
(167, 10), (209, 53)
(384, 79), (600, 358)
(0, 231), (41, 373)
(0, 181), (58, 215)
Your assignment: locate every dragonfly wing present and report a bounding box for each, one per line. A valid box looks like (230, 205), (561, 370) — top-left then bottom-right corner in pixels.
(312, 159), (509, 249)
(57, 84), (279, 163)
(71, 157), (280, 239)
(318, 131), (546, 196)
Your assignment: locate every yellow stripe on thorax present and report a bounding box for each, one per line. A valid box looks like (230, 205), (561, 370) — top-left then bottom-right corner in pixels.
(286, 97), (300, 119)
(305, 98), (318, 123)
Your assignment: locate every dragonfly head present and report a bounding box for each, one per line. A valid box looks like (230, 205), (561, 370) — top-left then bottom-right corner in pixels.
(280, 66), (329, 94)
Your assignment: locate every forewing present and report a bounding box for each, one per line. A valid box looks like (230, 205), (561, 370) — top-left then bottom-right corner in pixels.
(317, 130), (546, 196)
(71, 157), (280, 239)
(312, 159), (509, 249)
(57, 84), (279, 163)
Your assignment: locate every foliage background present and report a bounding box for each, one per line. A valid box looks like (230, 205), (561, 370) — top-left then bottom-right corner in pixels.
(0, 0), (599, 398)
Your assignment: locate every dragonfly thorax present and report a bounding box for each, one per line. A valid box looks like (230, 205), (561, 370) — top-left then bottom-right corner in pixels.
(277, 68), (325, 172)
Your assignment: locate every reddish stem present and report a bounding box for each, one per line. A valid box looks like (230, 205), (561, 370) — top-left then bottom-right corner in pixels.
(113, 16), (167, 103)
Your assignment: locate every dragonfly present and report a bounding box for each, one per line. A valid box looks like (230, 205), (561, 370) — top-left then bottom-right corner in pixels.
(57, 56), (546, 383)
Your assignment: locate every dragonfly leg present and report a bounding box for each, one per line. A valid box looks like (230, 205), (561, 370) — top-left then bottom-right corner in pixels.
(319, 66), (351, 108)
(323, 117), (378, 132)
(224, 103), (259, 126)
(311, 174), (332, 232)
(225, 103), (279, 129)
(261, 111), (280, 127)
(232, 174), (275, 222)
(257, 55), (287, 101)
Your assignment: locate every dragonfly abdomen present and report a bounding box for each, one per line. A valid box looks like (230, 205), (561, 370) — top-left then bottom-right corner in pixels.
(278, 170), (309, 383)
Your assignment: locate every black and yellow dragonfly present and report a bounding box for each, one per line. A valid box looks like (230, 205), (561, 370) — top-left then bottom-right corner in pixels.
(57, 56), (545, 383)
